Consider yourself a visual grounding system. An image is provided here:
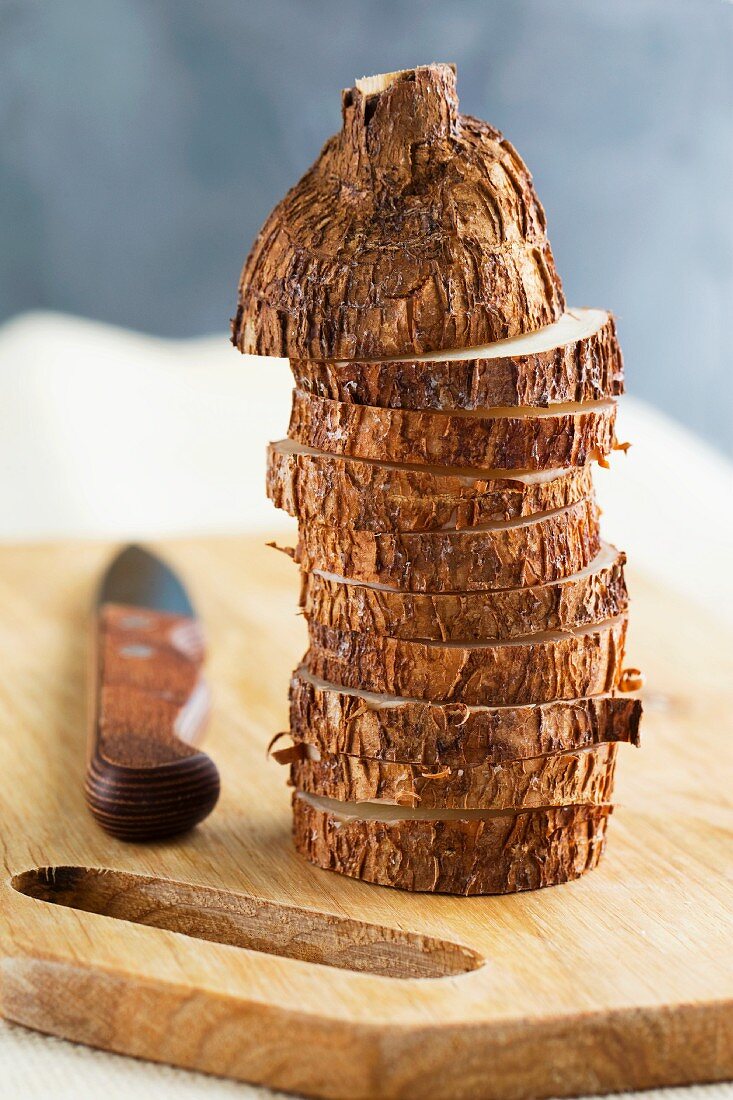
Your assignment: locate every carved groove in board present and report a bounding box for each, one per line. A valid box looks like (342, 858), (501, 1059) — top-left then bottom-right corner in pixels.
(12, 867), (484, 980)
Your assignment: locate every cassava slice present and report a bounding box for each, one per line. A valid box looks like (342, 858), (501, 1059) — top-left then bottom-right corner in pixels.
(288, 390), (616, 471)
(293, 792), (610, 895)
(290, 741), (617, 810)
(290, 667), (642, 765)
(267, 439), (593, 531)
(306, 617), (627, 706)
(233, 65), (564, 361)
(303, 543), (627, 642)
(295, 498), (600, 592)
(291, 307), (624, 411)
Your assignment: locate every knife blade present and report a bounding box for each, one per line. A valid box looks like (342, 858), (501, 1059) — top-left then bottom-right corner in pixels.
(86, 544), (220, 841)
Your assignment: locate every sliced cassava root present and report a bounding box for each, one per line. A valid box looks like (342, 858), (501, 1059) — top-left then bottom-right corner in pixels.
(293, 793), (610, 895)
(236, 60), (637, 897)
(291, 742), (617, 810)
(267, 440), (594, 531)
(290, 668), (642, 765)
(291, 307), (624, 411)
(303, 544), (627, 642)
(233, 65), (564, 361)
(306, 617), (627, 706)
(288, 390), (616, 471)
(296, 498), (600, 592)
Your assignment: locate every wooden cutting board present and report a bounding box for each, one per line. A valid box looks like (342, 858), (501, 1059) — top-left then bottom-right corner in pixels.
(0, 536), (731, 1099)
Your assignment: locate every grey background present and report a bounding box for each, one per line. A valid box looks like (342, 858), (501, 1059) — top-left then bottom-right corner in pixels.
(1, 0), (731, 453)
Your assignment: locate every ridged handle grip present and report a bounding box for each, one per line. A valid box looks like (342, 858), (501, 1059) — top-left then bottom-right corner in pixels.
(86, 603), (220, 840)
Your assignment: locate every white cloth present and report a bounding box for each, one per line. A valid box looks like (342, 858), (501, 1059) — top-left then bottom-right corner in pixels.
(0, 312), (730, 1096)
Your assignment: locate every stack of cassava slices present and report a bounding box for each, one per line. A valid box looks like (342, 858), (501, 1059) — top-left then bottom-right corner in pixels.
(232, 64), (643, 895)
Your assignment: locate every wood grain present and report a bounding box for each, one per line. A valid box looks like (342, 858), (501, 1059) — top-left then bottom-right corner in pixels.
(0, 536), (731, 1098)
(86, 603), (220, 840)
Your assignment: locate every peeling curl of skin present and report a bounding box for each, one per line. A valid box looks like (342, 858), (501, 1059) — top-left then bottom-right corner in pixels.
(233, 65), (564, 360)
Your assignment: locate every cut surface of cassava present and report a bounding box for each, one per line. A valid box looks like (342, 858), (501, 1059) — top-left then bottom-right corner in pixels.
(290, 667), (642, 765)
(303, 543), (627, 642)
(232, 64), (565, 360)
(296, 498), (600, 592)
(291, 742), (618, 810)
(291, 307), (625, 411)
(267, 439), (594, 531)
(288, 390), (617, 471)
(293, 793), (610, 895)
(306, 617), (627, 706)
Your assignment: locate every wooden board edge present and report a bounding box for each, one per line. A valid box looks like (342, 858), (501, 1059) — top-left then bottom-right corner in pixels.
(2, 953), (731, 1099)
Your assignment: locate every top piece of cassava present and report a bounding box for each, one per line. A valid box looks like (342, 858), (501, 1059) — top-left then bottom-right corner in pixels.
(232, 64), (565, 360)
(291, 308), (624, 411)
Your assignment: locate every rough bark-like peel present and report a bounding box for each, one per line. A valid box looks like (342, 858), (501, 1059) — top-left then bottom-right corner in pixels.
(233, 64), (564, 359)
(296, 498), (601, 592)
(291, 742), (618, 810)
(291, 308), (624, 411)
(302, 544), (627, 642)
(233, 63), (637, 896)
(288, 390), (616, 471)
(293, 794), (610, 895)
(306, 617), (627, 706)
(268, 440), (594, 531)
(290, 668), (642, 765)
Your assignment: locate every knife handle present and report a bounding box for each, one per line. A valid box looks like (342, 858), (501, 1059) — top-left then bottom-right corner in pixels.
(86, 603), (220, 841)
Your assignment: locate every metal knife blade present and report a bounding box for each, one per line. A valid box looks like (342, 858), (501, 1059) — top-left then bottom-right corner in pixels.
(97, 544), (195, 617)
(86, 544), (220, 841)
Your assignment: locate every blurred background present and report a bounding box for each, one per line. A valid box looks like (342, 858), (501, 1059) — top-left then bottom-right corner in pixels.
(0, 0), (732, 616)
(2, 0), (731, 446)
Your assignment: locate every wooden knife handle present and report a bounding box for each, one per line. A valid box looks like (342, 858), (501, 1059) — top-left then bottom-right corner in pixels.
(86, 603), (220, 841)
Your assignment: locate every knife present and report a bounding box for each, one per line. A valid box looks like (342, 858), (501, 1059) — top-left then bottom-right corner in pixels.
(86, 545), (220, 841)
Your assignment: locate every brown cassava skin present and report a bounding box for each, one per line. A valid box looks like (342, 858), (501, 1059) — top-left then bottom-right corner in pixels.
(306, 618), (627, 706)
(302, 546), (628, 642)
(289, 669), (642, 765)
(291, 311), (624, 411)
(232, 65), (565, 360)
(291, 742), (618, 810)
(293, 796), (611, 895)
(296, 498), (601, 592)
(288, 389), (616, 471)
(267, 440), (594, 531)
